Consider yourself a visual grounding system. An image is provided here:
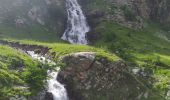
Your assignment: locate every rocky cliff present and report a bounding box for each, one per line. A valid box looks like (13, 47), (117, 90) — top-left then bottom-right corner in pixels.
(0, 0), (66, 34)
(79, 0), (170, 30)
(0, 0), (170, 35)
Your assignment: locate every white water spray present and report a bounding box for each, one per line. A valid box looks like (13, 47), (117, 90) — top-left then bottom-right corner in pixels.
(27, 51), (68, 100)
(47, 70), (68, 100)
(61, 0), (90, 44)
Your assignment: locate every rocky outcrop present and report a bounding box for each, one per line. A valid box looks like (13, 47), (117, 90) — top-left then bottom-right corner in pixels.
(0, 0), (170, 35)
(44, 92), (54, 100)
(79, 0), (170, 30)
(0, 0), (66, 34)
(57, 52), (159, 100)
(31, 91), (53, 100)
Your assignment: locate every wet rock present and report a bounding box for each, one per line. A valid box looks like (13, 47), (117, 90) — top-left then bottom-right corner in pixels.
(166, 90), (170, 99)
(86, 31), (101, 44)
(87, 10), (105, 19)
(45, 92), (54, 100)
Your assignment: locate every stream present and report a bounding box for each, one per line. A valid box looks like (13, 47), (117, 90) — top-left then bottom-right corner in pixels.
(27, 51), (68, 100)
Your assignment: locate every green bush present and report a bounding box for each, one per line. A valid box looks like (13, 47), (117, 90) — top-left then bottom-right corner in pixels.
(21, 64), (47, 94)
(121, 5), (136, 21)
(109, 4), (117, 15)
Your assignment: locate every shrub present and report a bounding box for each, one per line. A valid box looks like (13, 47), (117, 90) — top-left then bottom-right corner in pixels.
(121, 5), (136, 21)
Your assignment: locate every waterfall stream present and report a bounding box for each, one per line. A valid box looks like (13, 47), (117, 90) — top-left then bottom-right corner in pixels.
(61, 0), (90, 44)
(27, 51), (68, 100)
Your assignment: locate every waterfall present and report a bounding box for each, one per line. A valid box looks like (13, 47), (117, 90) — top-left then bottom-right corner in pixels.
(61, 0), (90, 44)
(27, 51), (68, 100)
(47, 70), (68, 100)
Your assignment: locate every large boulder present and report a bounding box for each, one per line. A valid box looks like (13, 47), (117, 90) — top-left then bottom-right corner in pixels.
(44, 92), (54, 100)
(58, 52), (148, 100)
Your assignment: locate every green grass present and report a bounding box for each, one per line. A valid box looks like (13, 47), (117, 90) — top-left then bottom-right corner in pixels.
(0, 39), (121, 99)
(0, 45), (34, 98)
(93, 21), (170, 63)
(3, 39), (120, 62)
(0, 45), (36, 68)
(0, 23), (62, 42)
(90, 21), (170, 98)
(1, 20), (169, 99)
(0, 45), (53, 99)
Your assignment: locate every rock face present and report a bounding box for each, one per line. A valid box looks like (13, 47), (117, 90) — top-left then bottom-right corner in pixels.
(44, 92), (54, 100)
(0, 0), (170, 35)
(0, 0), (66, 34)
(57, 52), (159, 100)
(29, 90), (54, 100)
(79, 0), (170, 29)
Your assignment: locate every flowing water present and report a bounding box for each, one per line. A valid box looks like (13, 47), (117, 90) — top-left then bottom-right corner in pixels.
(47, 70), (68, 100)
(61, 0), (90, 44)
(27, 51), (68, 100)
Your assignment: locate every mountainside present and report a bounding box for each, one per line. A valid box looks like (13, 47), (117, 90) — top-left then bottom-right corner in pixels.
(79, 0), (170, 29)
(0, 0), (66, 41)
(0, 0), (170, 100)
(0, 0), (170, 39)
(0, 0), (170, 33)
(0, 0), (66, 31)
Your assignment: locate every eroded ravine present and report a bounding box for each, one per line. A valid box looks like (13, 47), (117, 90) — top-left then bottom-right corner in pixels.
(27, 51), (69, 100)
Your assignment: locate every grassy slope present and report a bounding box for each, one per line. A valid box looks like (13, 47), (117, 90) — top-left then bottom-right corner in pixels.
(3, 39), (120, 62)
(0, 23), (62, 42)
(92, 21), (170, 98)
(81, 1), (170, 97)
(1, 40), (165, 100)
(0, 21), (169, 99)
(0, 23), (169, 100)
(0, 45), (53, 99)
(0, 23), (169, 99)
(0, 39), (120, 99)
(0, 45), (33, 98)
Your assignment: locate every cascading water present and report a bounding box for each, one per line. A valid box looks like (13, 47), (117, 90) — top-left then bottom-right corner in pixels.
(47, 70), (68, 100)
(61, 0), (90, 44)
(27, 51), (68, 100)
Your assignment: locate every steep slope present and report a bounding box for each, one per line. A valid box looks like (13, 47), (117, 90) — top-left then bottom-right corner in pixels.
(0, 0), (170, 40)
(0, 40), (121, 99)
(0, 40), (166, 100)
(87, 16), (170, 100)
(79, 0), (170, 30)
(77, 0), (170, 99)
(0, 45), (46, 100)
(0, 0), (66, 41)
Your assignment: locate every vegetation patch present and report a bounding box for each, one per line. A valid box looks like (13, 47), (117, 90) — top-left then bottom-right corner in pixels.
(121, 5), (137, 21)
(89, 21), (170, 98)
(0, 45), (54, 99)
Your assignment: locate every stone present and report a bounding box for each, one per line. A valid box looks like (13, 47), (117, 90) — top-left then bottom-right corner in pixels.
(57, 52), (128, 100)
(45, 92), (54, 100)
